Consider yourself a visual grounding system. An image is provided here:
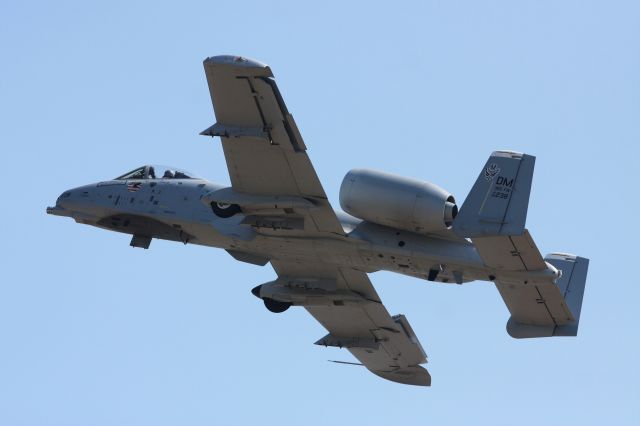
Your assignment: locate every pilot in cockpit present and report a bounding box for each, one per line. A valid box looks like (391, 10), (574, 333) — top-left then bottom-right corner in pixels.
(114, 165), (197, 181)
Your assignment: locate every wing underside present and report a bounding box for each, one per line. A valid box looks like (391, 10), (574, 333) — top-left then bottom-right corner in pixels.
(202, 55), (342, 235)
(204, 56), (429, 385)
(270, 260), (431, 386)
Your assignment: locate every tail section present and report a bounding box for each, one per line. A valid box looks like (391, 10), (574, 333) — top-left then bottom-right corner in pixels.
(504, 254), (589, 338)
(453, 150), (535, 238)
(545, 254), (589, 336)
(454, 151), (589, 339)
(454, 150), (544, 271)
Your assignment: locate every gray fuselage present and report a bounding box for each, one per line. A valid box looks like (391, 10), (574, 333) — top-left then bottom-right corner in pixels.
(47, 176), (557, 287)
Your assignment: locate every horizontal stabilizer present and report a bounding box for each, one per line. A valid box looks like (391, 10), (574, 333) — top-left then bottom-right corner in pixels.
(454, 151), (535, 237)
(473, 229), (547, 271)
(500, 254), (589, 338)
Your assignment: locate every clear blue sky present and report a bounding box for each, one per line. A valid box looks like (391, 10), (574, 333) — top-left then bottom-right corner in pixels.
(1, 1), (638, 425)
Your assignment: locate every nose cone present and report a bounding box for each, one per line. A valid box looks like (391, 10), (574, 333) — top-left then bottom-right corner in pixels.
(47, 184), (97, 219)
(55, 190), (73, 209)
(47, 189), (74, 217)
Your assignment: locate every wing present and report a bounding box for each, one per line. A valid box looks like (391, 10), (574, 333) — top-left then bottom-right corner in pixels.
(268, 259), (431, 386)
(201, 55), (342, 234)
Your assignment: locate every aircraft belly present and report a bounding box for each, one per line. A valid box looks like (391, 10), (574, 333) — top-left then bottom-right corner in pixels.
(236, 232), (489, 285)
(87, 180), (489, 282)
(91, 192), (495, 284)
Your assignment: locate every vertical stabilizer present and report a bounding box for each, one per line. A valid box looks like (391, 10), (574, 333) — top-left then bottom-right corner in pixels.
(454, 151), (535, 237)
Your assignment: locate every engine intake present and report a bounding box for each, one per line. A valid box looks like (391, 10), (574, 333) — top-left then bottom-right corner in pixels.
(339, 169), (457, 234)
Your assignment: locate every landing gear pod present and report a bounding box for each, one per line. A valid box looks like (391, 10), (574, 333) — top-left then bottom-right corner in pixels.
(251, 285), (292, 313)
(263, 298), (292, 313)
(339, 169), (457, 233)
(210, 201), (241, 218)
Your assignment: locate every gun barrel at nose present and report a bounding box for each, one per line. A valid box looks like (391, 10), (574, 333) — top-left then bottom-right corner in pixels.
(46, 206), (71, 217)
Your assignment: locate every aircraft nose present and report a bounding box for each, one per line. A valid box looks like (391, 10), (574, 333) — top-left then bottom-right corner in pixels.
(46, 189), (74, 217)
(48, 184), (95, 215)
(55, 190), (73, 208)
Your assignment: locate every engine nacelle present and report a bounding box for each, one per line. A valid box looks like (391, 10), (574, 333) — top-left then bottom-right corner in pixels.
(339, 169), (457, 234)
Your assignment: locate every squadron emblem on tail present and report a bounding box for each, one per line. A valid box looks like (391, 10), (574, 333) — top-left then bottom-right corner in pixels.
(484, 163), (501, 181)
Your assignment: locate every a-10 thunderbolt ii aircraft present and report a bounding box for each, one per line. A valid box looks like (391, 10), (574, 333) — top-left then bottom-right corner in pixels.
(47, 55), (589, 386)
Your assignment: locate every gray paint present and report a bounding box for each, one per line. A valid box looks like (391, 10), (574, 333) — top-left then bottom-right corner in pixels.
(47, 55), (590, 387)
(340, 168), (457, 234)
(453, 151), (535, 238)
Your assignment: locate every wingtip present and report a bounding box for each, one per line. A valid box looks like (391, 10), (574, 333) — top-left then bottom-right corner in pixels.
(372, 366), (432, 386)
(203, 55), (273, 75)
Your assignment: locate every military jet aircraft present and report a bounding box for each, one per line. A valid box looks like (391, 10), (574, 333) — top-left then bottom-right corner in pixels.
(47, 55), (589, 386)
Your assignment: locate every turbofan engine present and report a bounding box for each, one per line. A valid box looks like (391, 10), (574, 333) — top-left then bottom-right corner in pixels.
(339, 169), (457, 234)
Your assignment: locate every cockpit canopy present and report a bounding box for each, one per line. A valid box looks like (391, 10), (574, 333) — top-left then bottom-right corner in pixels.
(115, 165), (199, 180)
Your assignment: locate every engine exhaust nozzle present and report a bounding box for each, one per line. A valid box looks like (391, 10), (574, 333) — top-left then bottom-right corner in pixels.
(444, 201), (458, 227)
